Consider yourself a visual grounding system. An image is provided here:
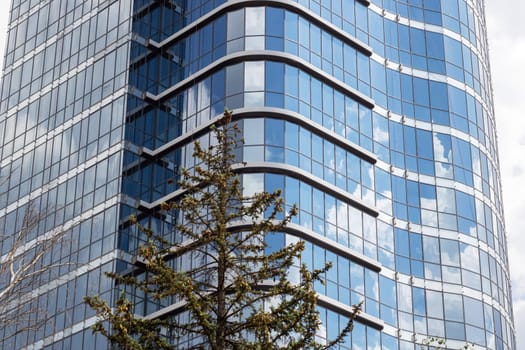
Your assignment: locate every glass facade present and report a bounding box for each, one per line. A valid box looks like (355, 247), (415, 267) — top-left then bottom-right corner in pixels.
(0, 0), (515, 349)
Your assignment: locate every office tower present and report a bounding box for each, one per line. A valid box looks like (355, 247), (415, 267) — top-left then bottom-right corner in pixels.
(0, 0), (515, 349)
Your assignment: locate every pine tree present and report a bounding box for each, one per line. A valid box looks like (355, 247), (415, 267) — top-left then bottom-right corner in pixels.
(85, 110), (360, 349)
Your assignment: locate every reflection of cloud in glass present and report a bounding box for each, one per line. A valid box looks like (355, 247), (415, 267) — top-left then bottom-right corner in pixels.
(475, 198), (485, 224)
(442, 265), (461, 284)
(336, 157), (345, 174)
(362, 187), (375, 207)
(471, 146), (481, 173)
(300, 218), (312, 230)
(375, 190), (392, 214)
(486, 333), (495, 349)
(368, 343), (381, 350)
(349, 235), (363, 254)
(350, 264), (364, 294)
(187, 85), (197, 120)
(242, 173), (264, 196)
(437, 187), (456, 213)
(421, 209), (438, 227)
(287, 265), (300, 285)
(420, 195), (436, 210)
(440, 241), (459, 266)
(436, 161), (453, 178)
(399, 311), (413, 332)
(372, 125), (389, 143)
(198, 79), (210, 111)
(376, 220), (393, 251)
(433, 133), (454, 178)
(469, 224), (477, 237)
(244, 92), (264, 107)
(244, 61), (264, 91)
(350, 181), (363, 202)
(426, 290), (443, 318)
(414, 317), (427, 334)
(379, 249), (394, 267)
(245, 7), (264, 36)
(398, 283), (412, 312)
(438, 212), (457, 230)
(423, 236), (440, 263)
(425, 263), (440, 280)
(427, 318), (445, 337)
(316, 323), (326, 344)
(433, 133), (452, 162)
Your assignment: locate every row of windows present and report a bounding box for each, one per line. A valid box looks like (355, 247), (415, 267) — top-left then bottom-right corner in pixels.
(134, 1), (479, 90)
(0, 150), (121, 255)
(128, 57), (499, 188)
(369, 60), (496, 154)
(128, 6), (498, 181)
(1, 68), (126, 159)
(0, 261), (114, 349)
(241, 120), (501, 246)
(241, 114), (498, 206)
(131, 4), (499, 190)
(2, 5), (129, 114)
(130, 6), (497, 168)
(0, 95), (124, 207)
(130, 0), (492, 116)
(124, 56), (505, 257)
(287, 0), (490, 94)
(366, 17), (492, 120)
(371, 0), (484, 51)
(118, 194), (512, 350)
(118, 120), (508, 303)
(122, 109), (506, 271)
(132, 0), (223, 42)
(0, 2), (130, 347)
(130, 7), (367, 95)
(132, 4), (491, 118)
(5, 0), (127, 77)
(277, 172), (507, 305)
(241, 173), (510, 301)
(256, 60), (497, 208)
(306, 0), (491, 110)
(304, 236), (509, 347)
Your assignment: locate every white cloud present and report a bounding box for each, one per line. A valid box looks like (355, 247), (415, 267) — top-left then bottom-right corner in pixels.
(486, 0), (525, 347)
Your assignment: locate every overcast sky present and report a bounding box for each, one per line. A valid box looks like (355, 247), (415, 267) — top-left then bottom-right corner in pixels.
(0, 1), (522, 348)
(485, 0), (525, 348)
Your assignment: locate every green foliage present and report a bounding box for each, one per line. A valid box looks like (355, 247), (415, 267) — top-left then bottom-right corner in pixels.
(85, 110), (360, 349)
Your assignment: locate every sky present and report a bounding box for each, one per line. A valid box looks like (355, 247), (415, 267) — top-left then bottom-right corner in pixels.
(485, 1), (525, 348)
(0, 0), (522, 348)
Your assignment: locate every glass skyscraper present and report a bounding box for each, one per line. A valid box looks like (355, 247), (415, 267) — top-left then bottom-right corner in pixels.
(0, 0), (515, 349)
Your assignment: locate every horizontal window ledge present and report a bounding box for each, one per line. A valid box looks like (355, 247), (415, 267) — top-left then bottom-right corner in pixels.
(129, 219), (380, 274)
(145, 0), (371, 57)
(138, 107), (376, 165)
(142, 50), (374, 109)
(316, 294), (383, 330)
(143, 283), (383, 331)
(137, 161), (379, 218)
(233, 162), (379, 217)
(227, 220), (382, 272)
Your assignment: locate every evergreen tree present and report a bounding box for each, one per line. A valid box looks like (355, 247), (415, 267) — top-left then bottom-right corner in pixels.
(85, 110), (360, 349)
